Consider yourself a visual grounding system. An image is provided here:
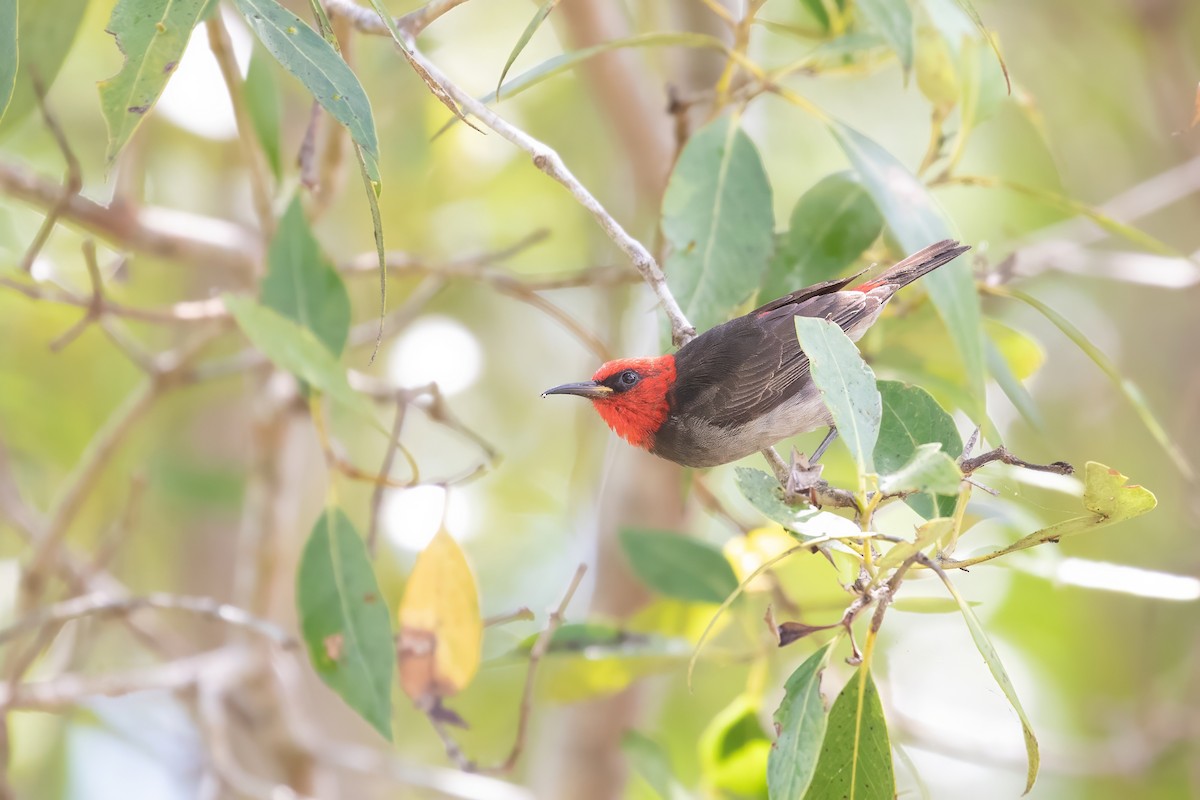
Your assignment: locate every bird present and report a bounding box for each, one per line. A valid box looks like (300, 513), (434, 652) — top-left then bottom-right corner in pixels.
(542, 239), (970, 468)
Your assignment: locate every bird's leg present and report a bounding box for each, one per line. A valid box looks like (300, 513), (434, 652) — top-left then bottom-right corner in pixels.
(810, 427), (838, 463)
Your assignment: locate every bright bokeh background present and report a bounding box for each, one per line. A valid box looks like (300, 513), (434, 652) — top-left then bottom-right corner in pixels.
(1, 0), (1198, 798)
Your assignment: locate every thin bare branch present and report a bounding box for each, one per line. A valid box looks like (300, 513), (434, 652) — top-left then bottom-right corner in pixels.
(325, 0), (474, 38)
(368, 401), (410, 555)
(207, 14), (276, 241)
(486, 563), (587, 774)
(19, 74), (82, 274)
(959, 446), (1074, 476)
(0, 592), (297, 649)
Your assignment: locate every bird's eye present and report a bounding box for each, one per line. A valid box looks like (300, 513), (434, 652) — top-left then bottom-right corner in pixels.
(620, 370), (640, 387)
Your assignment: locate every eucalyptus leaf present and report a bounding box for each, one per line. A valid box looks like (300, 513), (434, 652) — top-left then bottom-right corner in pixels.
(261, 196), (351, 356)
(496, 0), (562, 98)
(768, 645), (831, 800)
(0, 0), (17, 123)
(98, 0), (214, 164)
(235, 0), (380, 186)
(763, 172), (882, 300)
(223, 294), (378, 425)
(0, 0), (87, 132)
(878, 443), (961, 496)
(933, 569), (1038, 794)
(804, 668), (895, 800)
(623, 731), (689, 800)
(662, 116), (775, 333)
(855, 0), (914, 72)
(793, 317), (881, 479)
(735, 467), (822, 535)
(875, 380), (962, 517)
(619, 528), (738, 604)
(244, 47), (282, 178)
(829, 120), (986, 422)
(296, 508), (394, 740)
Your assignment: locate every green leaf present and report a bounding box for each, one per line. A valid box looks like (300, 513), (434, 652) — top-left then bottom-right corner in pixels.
(735, 467), (823, 535)
(996, 287), (1193, 480)
(922, 0), (1011, 98)
(261, 196), (351, 356)
(98, 0), (214, 164)
(0, 0), (16, 124)
(0, 0), (87, 132)
(234, 0), (380, 186)
(496, 0), (562, 99)
(878, 443), (961, 496)
(854, 0), (914, 73)
(623, 731), (689, 800)
(829, 120), (986, 422)
(804, 668), (895, 800)
(618, 528), (738, 604)
(931, 568), (1037, 794)
(875, 380), (962, 517)
(354, 142), (388, 363)
(244, 47), (282, 178)
(223, 294), (379, 425)
(800, 0), (846, 32)
(532, 631), (691, 702)
(701, 694), (771, 798)
(914, 27), (959, 110)
(944, 462), (1158, 569)
(793, 316), (881, 479)
(763, 172), (883, 301)
(296, 508), (395, 740)
(514, 622), (627, 654)
(768, 644), (831, 800)
(662, 116), (775, 333)
(874, 517), (954, 572)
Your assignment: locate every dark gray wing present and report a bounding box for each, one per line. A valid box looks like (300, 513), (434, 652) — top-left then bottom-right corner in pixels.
(668, 291), (870, 429)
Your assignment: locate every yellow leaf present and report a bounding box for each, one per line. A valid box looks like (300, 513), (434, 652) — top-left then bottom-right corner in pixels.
(398, 529), (482, 702)
(1082, 461), (1157, 522)
(915, 27), (959, 112)
(723, 526), (794, 591)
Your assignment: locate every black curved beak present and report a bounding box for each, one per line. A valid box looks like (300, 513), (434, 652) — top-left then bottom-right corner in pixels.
(541, 381), (613, 399)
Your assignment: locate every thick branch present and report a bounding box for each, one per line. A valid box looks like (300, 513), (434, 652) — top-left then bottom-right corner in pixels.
(0, 161), (260, 271)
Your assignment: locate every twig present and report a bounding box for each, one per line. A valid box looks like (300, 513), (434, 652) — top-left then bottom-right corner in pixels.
(47, 240), (105, 352)
(19, 73), (82, 274)
(485, 563), (587, 774)
(0, 275), (230, 323)
(298, 101), (322, 190)
(325, 0), (475, 38)
(0, 592), (297, 649)
(207, 14), (276, 241)
(367, 400), (411, 554)
(959, 446), (1074, 476)
(484, 608), (535, 628)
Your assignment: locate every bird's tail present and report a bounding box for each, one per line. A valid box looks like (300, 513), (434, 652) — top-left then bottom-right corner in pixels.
(852, 239), (971, 293)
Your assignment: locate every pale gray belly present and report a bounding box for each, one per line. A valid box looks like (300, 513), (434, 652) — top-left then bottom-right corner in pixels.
(652, 388), (832, 468)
